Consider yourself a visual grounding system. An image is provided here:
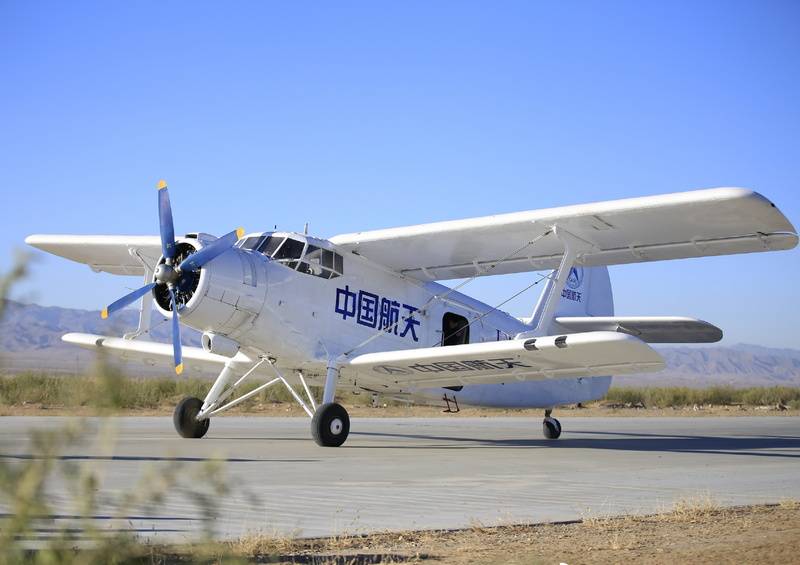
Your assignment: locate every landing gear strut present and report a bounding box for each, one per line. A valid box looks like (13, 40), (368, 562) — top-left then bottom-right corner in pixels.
(173, 396), (210, 438)
(542, 408), (561, 440)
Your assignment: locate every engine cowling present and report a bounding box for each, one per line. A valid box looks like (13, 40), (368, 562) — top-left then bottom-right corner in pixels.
(153, 236), (268, 340)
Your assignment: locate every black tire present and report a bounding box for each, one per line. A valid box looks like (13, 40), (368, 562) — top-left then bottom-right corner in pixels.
(543, 417), (562, 440)
(311, 403), (350, 447)
(173, 396), (210, 439)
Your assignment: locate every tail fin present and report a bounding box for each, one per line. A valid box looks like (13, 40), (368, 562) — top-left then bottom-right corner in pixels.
(530, 266), (614, 327)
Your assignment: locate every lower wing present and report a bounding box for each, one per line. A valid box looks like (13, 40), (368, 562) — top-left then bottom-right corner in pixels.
(62, 333), (252, 373)
(346, 331), (664, 389)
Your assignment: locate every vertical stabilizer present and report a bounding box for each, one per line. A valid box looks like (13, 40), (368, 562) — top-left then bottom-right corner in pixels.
(529, 266), (614, 331)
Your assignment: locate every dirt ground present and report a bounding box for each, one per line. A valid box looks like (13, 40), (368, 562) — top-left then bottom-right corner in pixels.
(227, 502), (800, 564)
(1, 401), (797, 418)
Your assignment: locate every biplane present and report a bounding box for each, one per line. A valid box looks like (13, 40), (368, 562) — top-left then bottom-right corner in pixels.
(26, 184), (797, 446)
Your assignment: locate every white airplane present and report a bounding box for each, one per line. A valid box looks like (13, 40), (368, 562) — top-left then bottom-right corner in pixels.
(26, 184), (797, 446)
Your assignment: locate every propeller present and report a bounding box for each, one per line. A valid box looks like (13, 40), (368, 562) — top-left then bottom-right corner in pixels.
(101, 180), (243, 375)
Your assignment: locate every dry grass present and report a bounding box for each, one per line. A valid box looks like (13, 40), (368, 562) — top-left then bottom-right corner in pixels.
(667, 493), (721, 522)
(214, 501), (800, 564)
(606, 385), (800, 409)
(2, 373), (800, 417)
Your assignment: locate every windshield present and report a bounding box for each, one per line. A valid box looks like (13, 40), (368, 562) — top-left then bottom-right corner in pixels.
(242, 233), (344, 278)
(257, 236), (284, 257)
(272, 237), (305, 269)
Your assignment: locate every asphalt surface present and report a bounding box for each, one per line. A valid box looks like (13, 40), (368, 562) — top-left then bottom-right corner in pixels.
(1, 416), (799, 543)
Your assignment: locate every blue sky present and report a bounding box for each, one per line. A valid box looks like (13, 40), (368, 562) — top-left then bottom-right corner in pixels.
(1, 1), (798, 347)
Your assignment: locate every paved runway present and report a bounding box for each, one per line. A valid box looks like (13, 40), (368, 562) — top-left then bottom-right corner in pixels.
(1, 416), (799, 542)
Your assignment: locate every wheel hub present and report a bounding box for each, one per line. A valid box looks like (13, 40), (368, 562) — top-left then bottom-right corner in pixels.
(330, 418), (343, 435)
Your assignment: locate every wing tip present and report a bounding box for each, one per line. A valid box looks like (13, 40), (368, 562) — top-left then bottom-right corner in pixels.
(24, 234), (46, 248)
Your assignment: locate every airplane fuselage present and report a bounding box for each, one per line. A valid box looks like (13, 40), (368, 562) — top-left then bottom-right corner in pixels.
(161, 231), (611, 408)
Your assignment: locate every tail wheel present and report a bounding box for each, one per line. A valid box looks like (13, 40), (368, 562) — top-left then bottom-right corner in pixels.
(543, 417), (562, 440)
(173, 396), (210, 439)
(311, 402), (350, 447)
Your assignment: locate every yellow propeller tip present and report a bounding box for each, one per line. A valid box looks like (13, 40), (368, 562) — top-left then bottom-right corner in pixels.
(100, 308), (108, 320)
(175, 363), (184, 375)
(236, 227), (245, 239)
(157, 180), (168, 190)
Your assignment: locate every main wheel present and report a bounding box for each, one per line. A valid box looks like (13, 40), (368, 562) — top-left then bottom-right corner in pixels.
(543, 417), (562, 440)
(173, 396), (210, 439)
(311, 402), (350, 447)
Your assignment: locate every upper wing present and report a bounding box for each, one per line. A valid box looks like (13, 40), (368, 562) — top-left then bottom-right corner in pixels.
(330, 188), (798, 281)
(553, 316), (722, 343)
(25, 235), (161, 276)
(346, 331), (664, 389)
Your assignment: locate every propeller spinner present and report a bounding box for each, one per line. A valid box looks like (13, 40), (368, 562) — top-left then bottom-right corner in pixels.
(101, 180), (244, 375)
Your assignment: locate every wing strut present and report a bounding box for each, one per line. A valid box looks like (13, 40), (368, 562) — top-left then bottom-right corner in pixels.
(521, 225), (594, 338)
(196, 357), (316, 421)
(123, 250), (156, 340)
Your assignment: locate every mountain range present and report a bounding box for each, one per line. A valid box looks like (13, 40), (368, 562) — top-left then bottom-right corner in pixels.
(1, 300), (799, 387)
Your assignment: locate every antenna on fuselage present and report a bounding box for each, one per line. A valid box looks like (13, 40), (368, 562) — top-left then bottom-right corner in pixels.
(303, 222), (309, 235)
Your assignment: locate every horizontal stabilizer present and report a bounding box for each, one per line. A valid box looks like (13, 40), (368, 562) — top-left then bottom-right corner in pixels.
(553, 316), (723, 343)
(347, 331), (664, 388)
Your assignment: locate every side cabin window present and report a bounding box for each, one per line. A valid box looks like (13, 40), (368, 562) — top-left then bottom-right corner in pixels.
(301, 246), (343, 279)
(442, 312), (470, 346)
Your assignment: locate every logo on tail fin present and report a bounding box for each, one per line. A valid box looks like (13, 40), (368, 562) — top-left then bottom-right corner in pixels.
(566, 267), (584, 290)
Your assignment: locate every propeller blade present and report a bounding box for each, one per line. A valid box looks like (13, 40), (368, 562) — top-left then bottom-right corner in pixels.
(101, 282), (157, 319)
(169, 286), (183, 375)
(157, 180), (177, 260)
(177, 228), (244, 272)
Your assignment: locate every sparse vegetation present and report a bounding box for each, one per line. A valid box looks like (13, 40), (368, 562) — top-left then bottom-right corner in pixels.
(604, 385), (800, 409)
(0, 371), (390, 412)
(0, 257), (246, 564)
(2, 372), (799, 413)
(201, 501), (800, 564)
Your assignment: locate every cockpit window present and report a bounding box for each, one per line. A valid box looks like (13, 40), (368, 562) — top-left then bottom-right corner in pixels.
(272, 237), (305, 269)
(241, 233), (344, 279)
(258, 236), (284, 257)
(240, 236), (265, 250)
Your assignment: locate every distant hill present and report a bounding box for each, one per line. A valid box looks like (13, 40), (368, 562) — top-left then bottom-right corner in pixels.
(1, 300), (799, 387)
(0, 300), (205, 377)
(615, 344), (800, 388)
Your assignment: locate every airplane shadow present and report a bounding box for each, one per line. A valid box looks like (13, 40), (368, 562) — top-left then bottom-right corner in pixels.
(0, 454), (317, 463)
(0, 512), (197, 521)
(349, 429), (800, 459)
